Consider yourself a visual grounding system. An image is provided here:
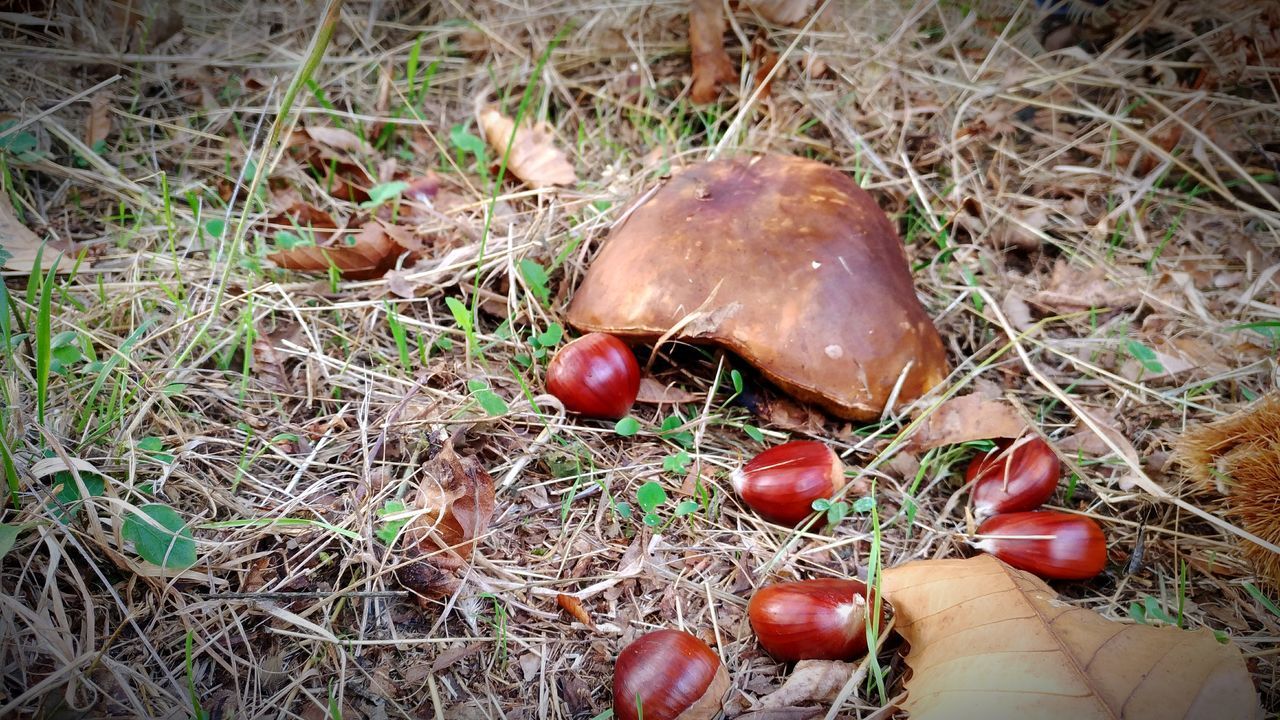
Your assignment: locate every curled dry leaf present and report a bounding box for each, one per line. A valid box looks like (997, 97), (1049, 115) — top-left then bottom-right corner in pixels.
(736, 709), (823, 720)
(746, 0), (819, 25)
(1031, 260), (1144, 312)
(689, 0), (737, 104)
(1056, 406), (1141, 490)
(0, 192), (75, 273)
(908, 393), (1028, 452)
(758, 659), (855, 708)
(882, 555), (1261, 720)
(252, 321), (302, 391)
(301, 125), (371, 154)
(555, 593), (597, 630)
(406, 442), (496, 561)
(635, 377), (698, 405)
(267, 218), (409, 280)
(477, 106), (576, 188)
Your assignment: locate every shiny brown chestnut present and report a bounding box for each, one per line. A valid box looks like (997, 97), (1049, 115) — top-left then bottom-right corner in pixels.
(730, 440), (844, 525)
(612, 629), (729, 720)
(546, 332), (640, 419)
(748, 578), (882, 662)
(966, 436), (1060, 517)
(973, 511), (1107, 580)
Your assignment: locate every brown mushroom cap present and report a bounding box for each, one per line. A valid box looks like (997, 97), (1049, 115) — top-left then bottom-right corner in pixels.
(566, 154), (948, 420)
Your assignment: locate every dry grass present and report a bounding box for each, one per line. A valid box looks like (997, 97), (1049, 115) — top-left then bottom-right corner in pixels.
(1, 0), (1278, 717)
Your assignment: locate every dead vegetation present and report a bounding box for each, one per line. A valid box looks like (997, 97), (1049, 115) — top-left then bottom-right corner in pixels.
(0, 0), (1278, 717)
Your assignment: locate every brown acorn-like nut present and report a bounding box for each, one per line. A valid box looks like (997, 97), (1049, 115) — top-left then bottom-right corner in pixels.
(967, 436), (1060, 517)
(731, 440), (844, 525)
(748, 578), (882, 661)
(974, 511), (1107, 580)
(612, 629), (729, 720)
(546, 332), (641, 419)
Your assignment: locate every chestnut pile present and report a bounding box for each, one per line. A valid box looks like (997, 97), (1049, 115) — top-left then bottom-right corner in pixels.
(544, 333), (1110, 718)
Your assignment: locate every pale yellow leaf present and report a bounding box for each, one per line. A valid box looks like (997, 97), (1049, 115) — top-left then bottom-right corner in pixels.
(478, 107), (576, 188)
(882, 555), (1261, 720)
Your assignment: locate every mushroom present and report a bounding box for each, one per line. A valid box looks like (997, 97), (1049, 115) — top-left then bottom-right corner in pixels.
(566, 154), (948, 420)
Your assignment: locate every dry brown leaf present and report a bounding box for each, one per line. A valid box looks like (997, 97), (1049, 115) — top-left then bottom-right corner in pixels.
(736, 709), (823, 720)
(252, 322), (301, 391)
(302, 125), (370, 154)
(267, 220), (406, 280)
(1000, 290), (1035, 332)
(407, 442), (496, 561)
(689, 0), (737, 104)
(85, 93), (111, 147)
(555, 593), (596, 630)
(395, 553), (462, 601)
(1118, 345), (1197, 383)
(747, 0), (819, 25)
(754, 393), (827, 435)
(758, 659), (854, 708)
(1031, 260), (1144, 312)
(882, 555), (1261, 720)
(908, 393), (1028, 452)
(1057, 407), (1141, 489)
(635, 377), (698, 405)
(477, 107), (576, 188)
(0, 192), (75, 273)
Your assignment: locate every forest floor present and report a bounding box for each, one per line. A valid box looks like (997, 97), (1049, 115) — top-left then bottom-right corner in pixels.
(1, 1), (1279, 718)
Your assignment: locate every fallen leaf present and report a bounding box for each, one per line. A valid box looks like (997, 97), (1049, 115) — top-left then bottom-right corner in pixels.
(557, 674), (596, 720)
(989, 205), (1050, 251)
(407, 442), (496, 561)
(746, 0), (819, 25)
(882, 555), (1261, 720)
(302, 125), (371, 154)
(1056, 407), (1141, 489)
(689, 0), (737, 104)
(736, 709), (823, 720)
(635, 377), (698, 405)
(555, 593), (596, 630)
(1030, 260), (1144, 312)
(395, 552), (462, 601)
(1000, 290), (1035, 332)
(477, 107), (576, 188)
(267, 220), (407, 280)
(908, 393), (1028, 452)
(754, 393), (827, 435)
(430, 643), (485, 672)
(758, 659), (855, 708)
(85, 93), (111, 147)
(749, 35), (782, 99)
(0, 192), (75, 273)
(252, 322), (302, 391)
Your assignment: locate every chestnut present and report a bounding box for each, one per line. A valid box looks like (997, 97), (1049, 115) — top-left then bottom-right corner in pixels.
(973, 511), (1107, 580)
(545, 332), (640, 419)
(612, 629), (729, 720)
(967, 436), (1060, 517)
(748, 578), (881, 662)
(730, 440), (844, 525)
